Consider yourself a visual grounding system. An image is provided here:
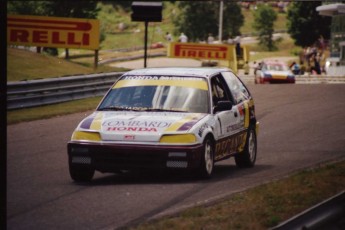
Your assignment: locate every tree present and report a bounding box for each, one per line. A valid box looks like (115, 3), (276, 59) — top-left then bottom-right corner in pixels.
(173, 2), (217, 42)
(252, 4), (277, 51)
(173, 1), (243, 42)
(286, 1), (331, 47)
(223, 2), (244, 38)
(7, 1), (99, 18)
(45, 1), (99, 19)
(7, 1), (49, 15)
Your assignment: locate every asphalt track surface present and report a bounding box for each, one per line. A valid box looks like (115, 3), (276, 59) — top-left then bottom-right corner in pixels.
(7, 84), (345, 230)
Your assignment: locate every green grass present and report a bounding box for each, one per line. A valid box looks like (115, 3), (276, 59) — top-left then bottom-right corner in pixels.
(7, 47), (127, 82)
(131, 160), (345, 230)
(249, 36), (301, 62)
(241, 6), (288, 35)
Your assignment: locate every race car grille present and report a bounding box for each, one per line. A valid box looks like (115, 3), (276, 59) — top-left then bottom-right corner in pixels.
(71, 156), (91, 164)
(166, 161), (188, 168)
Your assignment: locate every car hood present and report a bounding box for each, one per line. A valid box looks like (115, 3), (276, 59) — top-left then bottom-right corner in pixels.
(264, 70), (292, 76)
(76, 111), (207, 142)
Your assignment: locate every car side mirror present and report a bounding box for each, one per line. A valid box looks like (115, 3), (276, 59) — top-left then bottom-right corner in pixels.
(214, 100), (233, 113)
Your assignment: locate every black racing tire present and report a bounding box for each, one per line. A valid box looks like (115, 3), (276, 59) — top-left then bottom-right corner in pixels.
(235, 127), (257, 168)
(198, 138), (214, 179)
(69, 163), (95, 182)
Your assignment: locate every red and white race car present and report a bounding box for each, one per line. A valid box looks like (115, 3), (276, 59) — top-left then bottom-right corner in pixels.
(255, 61), (295, 84)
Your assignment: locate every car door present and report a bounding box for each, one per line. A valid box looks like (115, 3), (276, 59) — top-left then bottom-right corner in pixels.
(210, 74), (241, 160)
(221, 71), (252, 152)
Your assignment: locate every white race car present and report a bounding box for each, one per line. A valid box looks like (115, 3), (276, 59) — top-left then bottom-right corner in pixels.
(255, 61), (295, 84)
(68, 67), (259, 182)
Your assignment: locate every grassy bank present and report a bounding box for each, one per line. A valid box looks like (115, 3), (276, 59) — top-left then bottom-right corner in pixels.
(7, 47), (127, 82)
(131, 160), (345, 230)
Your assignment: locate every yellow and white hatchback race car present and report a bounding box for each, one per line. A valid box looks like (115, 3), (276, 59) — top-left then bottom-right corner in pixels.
(68, 67), (259, 182)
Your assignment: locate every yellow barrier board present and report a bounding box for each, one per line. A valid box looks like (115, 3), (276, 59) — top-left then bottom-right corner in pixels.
(168, 42), (234, 61)
(7, 15), (100, 50)
(168, 42), (245, 72)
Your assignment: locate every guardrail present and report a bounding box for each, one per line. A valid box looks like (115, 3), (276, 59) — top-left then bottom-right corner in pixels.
(295, 75), (345, 84)
(7, 73), (345, 110)
(7, 72), (123, 110)
(271, 191), (345, 230)
(238, 75), (345, 84)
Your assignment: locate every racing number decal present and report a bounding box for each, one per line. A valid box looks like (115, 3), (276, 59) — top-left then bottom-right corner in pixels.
(214, 132), (246, 160)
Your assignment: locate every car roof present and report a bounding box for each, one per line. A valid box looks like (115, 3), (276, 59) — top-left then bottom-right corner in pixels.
(123, 67), (232, 78)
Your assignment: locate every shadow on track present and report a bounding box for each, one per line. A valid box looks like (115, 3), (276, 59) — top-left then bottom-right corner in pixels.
(71, 163), (274, 186)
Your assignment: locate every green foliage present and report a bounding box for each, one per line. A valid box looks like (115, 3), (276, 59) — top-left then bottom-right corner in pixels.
(7, 0), (99, 18)
(173, 2), (218, 42)
(286, 1), (331, 47)
(173, 1), (243, 42)
(223, 2), (244, 38)
(44, 1), (99, 18)
(252, 4), (277, 51)
(7, 1), (49, 15)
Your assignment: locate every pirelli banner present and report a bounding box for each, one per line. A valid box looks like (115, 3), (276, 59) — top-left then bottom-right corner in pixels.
(168, 42), (245, 73)
(7, 15), (100, 50)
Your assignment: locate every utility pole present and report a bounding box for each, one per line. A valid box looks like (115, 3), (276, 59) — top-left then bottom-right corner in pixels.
(218, 0), (223, 43)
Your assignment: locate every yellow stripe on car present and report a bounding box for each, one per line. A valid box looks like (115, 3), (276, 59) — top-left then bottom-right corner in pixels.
(244, 102), (249, 128)
(249, 99), (254, 107)
(272, 75), (288, 80)
(256, 121), (260, 136)
(71, 131), (101, 141)
(90, 112), (103, 130)
(160, 134), (196, 143)
(114, 79), (208, 90)
(164, 114), (199, 132)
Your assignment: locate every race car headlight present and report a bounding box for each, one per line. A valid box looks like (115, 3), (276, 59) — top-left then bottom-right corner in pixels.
(71, 131), (101, 141)
(159, 134), (197, 144)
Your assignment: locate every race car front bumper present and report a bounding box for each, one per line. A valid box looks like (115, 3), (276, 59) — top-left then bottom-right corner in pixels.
(67, 141), (205, 173)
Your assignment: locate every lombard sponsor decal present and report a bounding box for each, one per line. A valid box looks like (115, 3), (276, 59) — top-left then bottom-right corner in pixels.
(103, 119), (172, 132)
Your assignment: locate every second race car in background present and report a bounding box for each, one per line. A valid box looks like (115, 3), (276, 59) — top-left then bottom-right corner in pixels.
(255, 61), (295, 84)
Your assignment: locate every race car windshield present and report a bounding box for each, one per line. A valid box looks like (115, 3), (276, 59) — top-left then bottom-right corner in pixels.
(98, 78), (209, 113)
(265, 64), (289, 71)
